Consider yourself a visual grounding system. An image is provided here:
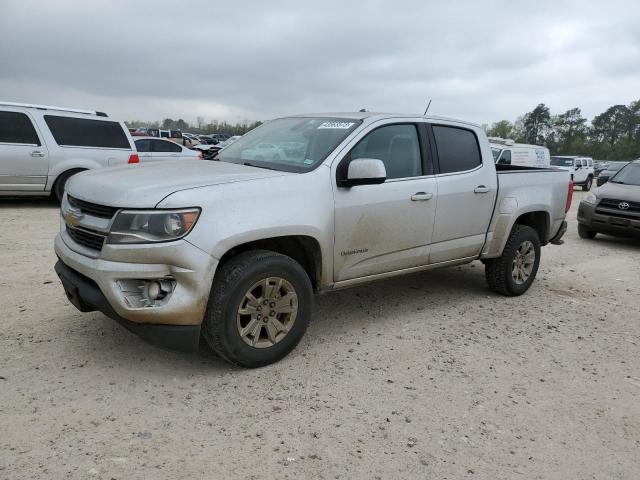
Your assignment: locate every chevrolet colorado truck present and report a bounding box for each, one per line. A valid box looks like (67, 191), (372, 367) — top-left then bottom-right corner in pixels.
(54, 112), (572, 367)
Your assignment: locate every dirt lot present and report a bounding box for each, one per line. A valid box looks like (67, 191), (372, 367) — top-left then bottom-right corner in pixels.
(1, 190), (639, 479)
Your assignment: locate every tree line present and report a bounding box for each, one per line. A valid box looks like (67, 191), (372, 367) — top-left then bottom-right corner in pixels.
(124, 117), (262, 136)
(486, 99), (640, 160)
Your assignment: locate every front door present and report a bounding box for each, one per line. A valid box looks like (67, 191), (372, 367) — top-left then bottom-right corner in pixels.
(333, 122), (437, 282)
(0, 110), (48, 191)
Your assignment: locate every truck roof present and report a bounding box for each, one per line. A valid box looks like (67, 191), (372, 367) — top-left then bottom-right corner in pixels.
(285, 112), (481, 128)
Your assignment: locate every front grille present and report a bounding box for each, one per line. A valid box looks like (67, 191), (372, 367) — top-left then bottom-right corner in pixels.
(596, 198), (640, 219)
(66, 225), (107, 251)
(68, 195), (119, 219)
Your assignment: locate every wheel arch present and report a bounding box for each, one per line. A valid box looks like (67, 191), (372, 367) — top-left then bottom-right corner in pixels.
(217, 235), (323, 292)
(513, 210), (550, 245)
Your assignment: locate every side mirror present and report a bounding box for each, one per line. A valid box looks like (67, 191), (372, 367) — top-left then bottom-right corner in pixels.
(575, 164), (581, 169)
(341, 158), (387, 187)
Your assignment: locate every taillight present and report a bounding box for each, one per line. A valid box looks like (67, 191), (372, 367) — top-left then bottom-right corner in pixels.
(565, 179), (573, 213)
(197, 152), (203, 160)
(128, 154), (140, 164)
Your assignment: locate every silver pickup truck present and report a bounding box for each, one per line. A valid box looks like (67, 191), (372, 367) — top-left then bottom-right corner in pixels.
(54, 112), (572, 367)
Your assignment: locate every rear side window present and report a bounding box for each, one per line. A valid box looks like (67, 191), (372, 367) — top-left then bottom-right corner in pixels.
(44, 115), (130, 149)
(152, 139), (181, 153)
(432, 125), (481, 174)
(0, 111), (40, 145)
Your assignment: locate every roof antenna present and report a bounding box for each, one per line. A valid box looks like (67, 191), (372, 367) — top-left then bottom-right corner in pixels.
(423, 99), (432, 115)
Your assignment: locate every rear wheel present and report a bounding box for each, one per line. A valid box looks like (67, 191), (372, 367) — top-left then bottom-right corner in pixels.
(578, 223), (597, 239)
(53, 169), (84, 203)
(582, 176), (593, 191)
(202, 250), (312, 367)
(485, 225), (541, 296)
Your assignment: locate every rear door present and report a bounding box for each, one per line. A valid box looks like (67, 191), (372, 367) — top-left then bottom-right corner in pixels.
(0, 109), (48, 191)
(428, 123), (498, 263)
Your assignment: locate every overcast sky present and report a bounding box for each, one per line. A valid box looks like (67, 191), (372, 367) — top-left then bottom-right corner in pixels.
(1, 0), (639, 126)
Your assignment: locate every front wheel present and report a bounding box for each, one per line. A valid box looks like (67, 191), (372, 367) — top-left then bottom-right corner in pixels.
(582, 176), (593, 191)
(202, 250), (313, 367)
(485, 225), (541, 296)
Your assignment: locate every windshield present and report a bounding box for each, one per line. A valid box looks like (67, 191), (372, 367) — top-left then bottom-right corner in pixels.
(610, 163), (640, 186)
(217, 117), (362, 172)
(551, 156), (574, 166)
(491, 147), (502, 161)
(607, 162), (627, 172)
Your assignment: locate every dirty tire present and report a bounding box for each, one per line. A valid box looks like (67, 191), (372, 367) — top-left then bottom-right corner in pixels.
(578, 223), (597, 239)
(485, 224), (541, 296)
(53, 169), (83, 203)
(202, 250), (312, 368)
(582, 176), (593, 191)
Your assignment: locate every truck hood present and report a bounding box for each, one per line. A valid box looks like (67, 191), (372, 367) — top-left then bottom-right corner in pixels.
(66, 160), (289, 207)
(595, 181), (640, 202)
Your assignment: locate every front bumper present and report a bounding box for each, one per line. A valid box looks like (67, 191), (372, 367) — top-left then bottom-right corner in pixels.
(54, 232), (218, 351)
(578, 201), (640, 237)
(55, 261), (201, 352)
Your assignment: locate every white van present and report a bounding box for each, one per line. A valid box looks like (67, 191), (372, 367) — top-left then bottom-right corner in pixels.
(489, 138), (550, 168)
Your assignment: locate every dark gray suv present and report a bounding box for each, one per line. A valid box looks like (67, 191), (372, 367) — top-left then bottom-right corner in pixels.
(578, 160), (640, 239)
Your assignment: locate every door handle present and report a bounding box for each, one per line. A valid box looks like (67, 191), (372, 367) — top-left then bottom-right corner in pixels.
(30, 151), (46, 157)
(474, 185), (490, 194)
(411, 192), (433, 201)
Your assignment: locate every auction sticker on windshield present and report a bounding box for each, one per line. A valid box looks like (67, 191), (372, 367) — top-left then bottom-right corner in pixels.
(318, 122), (355, 129)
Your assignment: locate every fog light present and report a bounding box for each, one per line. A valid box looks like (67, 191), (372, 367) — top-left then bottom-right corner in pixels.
(118, 278), (175, 308)
(145, 281), (162, 301)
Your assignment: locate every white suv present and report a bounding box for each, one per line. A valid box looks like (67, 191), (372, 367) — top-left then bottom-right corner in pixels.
(0, 101), (138, 200)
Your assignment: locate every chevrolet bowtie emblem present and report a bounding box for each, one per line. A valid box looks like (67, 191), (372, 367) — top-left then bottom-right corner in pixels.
(63, 207), (84, 227)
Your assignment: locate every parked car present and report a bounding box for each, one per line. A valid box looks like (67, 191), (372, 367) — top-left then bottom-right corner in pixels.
(577, 160), (640, 239)
(182, 132), (201, 147)
(128, 127), (148, 137)
(594, 160), (609, 176)
(550, 155), (595, 190)
(596, 161), (629, 186)
(54, 112), (571, 367)
(134, 137), (202, 161)
(0, 101), (137, 201)
(489, 138), (550, 168)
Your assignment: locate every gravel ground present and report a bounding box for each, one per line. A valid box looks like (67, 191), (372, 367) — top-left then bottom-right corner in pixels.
(1, 190), (639, 479)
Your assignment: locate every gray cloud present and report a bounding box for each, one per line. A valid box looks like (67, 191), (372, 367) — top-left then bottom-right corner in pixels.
(1, 0), (639, 125)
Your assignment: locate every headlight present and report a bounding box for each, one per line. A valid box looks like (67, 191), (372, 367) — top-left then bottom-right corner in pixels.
(583, 192), (598, 205)
(107, 208), (200, 244)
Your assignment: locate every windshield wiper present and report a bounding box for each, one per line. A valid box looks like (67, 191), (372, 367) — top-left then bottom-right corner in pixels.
(243, 162), (276, 171)
(610, 180), (625, 184)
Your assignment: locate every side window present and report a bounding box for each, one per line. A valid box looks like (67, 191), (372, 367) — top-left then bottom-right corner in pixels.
(44, 115), (129, 149)
(432, 125), (482, 174)
(498, 149), (512, 165)
(350, 124), (422, 179)
(152, 139), (171, 152)
(168, 142), (182, 153)
(135, 139), (151, 152)
(0, 111), (41, 145)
